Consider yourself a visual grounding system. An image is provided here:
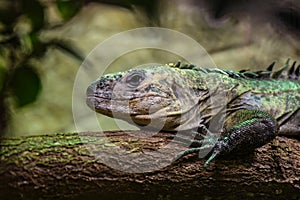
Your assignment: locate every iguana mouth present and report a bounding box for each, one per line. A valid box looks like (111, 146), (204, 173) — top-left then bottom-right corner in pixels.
(87, 97), (190, 130)
(87, 93), (170, 101)
(86, 94), (175, 116)
(87, 94), (196, 118)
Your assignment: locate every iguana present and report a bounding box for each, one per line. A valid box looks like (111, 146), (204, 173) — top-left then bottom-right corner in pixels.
(86, 59), (300, 167)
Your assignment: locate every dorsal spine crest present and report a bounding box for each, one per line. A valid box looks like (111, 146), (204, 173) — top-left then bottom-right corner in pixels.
(167, 59), (300, 81)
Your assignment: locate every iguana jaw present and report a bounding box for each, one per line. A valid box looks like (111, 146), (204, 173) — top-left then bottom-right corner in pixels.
(86, 93), (185, 123)
(86, 90), (200, 131)
(86, 66), (200, 129)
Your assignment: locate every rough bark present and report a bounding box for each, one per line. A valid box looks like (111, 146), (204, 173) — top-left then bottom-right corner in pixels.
(0, 131), (299, 200)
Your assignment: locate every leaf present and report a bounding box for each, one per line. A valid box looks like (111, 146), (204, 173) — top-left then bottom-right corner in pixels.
(10, 65), (42, 107)
(22, 0), (45, 31)
(56, 0), (81, 21)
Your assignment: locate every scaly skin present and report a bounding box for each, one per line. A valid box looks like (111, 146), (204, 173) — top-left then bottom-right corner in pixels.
(86, 60), (300, 167)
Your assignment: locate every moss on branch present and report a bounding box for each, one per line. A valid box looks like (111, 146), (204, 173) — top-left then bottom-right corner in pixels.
(0, 131), (299, 199)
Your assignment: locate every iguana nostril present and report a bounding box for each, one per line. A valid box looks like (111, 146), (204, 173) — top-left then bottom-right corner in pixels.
(98, 81), (105, 89)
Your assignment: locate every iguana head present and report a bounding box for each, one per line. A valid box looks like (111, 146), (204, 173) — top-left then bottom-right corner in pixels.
(86, 65), (202, 130)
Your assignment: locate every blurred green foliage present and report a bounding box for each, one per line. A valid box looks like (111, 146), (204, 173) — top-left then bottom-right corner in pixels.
(0, 0), (75, 108)
(0, 0), (159, 135)
(10, 66), (41, 107)
(57, 0), (82, 20)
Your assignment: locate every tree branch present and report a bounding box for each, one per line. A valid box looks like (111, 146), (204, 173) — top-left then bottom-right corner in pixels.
(0, 131), (299, 199)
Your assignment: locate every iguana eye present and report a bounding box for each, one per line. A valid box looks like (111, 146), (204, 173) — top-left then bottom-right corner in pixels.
(126, 72), (145, 88)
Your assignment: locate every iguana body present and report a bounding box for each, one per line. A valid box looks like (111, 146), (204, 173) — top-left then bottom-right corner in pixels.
(86, 60), (300, 167)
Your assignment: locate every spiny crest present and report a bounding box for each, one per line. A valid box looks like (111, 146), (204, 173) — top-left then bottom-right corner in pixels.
(239, 59), (300, 81)
(167, 61), (247, 78)
(167, 61), (197, 70)
(167, 59), (300, 81)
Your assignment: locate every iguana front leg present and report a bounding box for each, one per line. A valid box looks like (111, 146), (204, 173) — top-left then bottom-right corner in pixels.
(177, 110), (279, 168)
